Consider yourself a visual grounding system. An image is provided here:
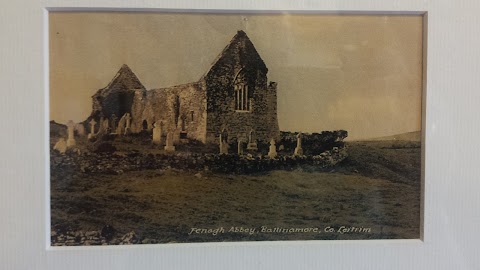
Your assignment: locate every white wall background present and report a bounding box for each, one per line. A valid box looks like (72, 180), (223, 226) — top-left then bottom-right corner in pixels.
(0, 0), (479, 269)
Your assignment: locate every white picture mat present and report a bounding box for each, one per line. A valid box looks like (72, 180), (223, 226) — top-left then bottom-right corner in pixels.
(1, 0), (479, 269)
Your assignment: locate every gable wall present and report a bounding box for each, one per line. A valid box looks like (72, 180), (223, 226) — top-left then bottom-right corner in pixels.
(203, 33), (280, 144)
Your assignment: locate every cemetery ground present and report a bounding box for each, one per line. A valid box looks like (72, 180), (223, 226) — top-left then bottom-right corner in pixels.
(50, 137), (421, 245)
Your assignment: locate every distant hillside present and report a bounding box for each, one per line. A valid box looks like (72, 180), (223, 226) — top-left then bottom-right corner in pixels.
(370, 131), (421, 142)
(335, 140), (421, 185)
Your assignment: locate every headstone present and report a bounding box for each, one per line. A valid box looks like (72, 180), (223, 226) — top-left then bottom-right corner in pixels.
(53, 138), (67, 154)
(173, 129), (181, 144)
(219, 130), (229, 154)
(268, 139), (277, 158)
(152, 121), (163, 145)
(219, 135), (223, 154)
(237, 139), (244, 155)
(246, 129), (258, 151)
(88, 119), (97, 139)
(116, 114), (126, 135)
(75, 123), (85, 136)
(66, 120), (76, 148)
(110, 114), (118, 131)
(97, 117), (106, 134)
(294, 132), (304, 156)
(164, 131), (175, 152)
(125, 113), (131, 128)
(124, 113), (132, 135)
(103, 119), (110, 133)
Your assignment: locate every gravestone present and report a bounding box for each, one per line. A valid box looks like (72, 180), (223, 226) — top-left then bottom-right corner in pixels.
(164, 131), (176, 152)
(88, 119), (96, 139)
(97, 117), (106, 135)
(173, 128), (181, 144)
(152, 121), (163, 145)
(116, 114), (126, 135)
(110, 114), (118, 132)
(237, 139), (244, 155)
(219, 130), (229, 154)
(124, 113), (132, 135)
(75, 123), (85, 136)
(103, 119), (110, 133)
(66, 120), (76, 148)
(268, 139), (277, 158)
(294, 132), (304, 156)
(53, 138), (67, 154)
(246, 129), (258, 151)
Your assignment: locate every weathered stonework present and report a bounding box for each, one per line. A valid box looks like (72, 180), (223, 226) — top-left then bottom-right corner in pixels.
(87, 30), (279, 146)
(91, 64), (145, 121)
(130, 82), (208, 142)
(203, 31), (280, 144)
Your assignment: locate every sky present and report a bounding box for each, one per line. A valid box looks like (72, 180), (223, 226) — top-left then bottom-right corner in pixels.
(49, 12), (423, 140)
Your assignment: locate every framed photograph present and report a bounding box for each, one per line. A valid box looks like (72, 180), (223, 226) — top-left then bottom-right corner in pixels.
(1, 0), (480, 269)
(49, 11), (423, 245)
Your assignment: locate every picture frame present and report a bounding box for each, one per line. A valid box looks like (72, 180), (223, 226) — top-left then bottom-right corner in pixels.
(1, 0), (479, 269)
(48, 10), (424, 246)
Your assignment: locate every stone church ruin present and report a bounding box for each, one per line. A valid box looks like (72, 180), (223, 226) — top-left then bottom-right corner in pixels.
(87, 30), (280, 147)
(51, 30), (348, 160)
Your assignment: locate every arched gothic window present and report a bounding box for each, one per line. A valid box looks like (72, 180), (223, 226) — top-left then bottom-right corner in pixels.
(233, 70), (252, 112)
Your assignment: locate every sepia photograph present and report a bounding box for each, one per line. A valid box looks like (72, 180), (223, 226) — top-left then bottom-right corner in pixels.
(49, 12), (424, 246)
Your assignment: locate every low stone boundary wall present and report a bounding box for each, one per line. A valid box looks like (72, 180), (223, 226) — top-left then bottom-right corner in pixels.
(205, 147), (348, 174)
(279, 130), (348, 155)
(51, 146), (348, 175)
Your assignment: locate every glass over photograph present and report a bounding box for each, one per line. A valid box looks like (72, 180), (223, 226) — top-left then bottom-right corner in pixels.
(49, 12), (424, 245)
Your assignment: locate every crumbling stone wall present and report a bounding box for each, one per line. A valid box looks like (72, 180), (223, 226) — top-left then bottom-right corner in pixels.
(90, 65), (146, 121)
(203, 30), (280, 144)
(50, 145), (348, 175)
(130, 82), (208, 142)
(87, 31), (279, 146)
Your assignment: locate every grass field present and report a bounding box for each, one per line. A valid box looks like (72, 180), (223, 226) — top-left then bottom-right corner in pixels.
(50, 140), (421, 243)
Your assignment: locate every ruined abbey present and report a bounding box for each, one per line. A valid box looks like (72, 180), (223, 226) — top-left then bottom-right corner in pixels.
(87, 30), (280, 146)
